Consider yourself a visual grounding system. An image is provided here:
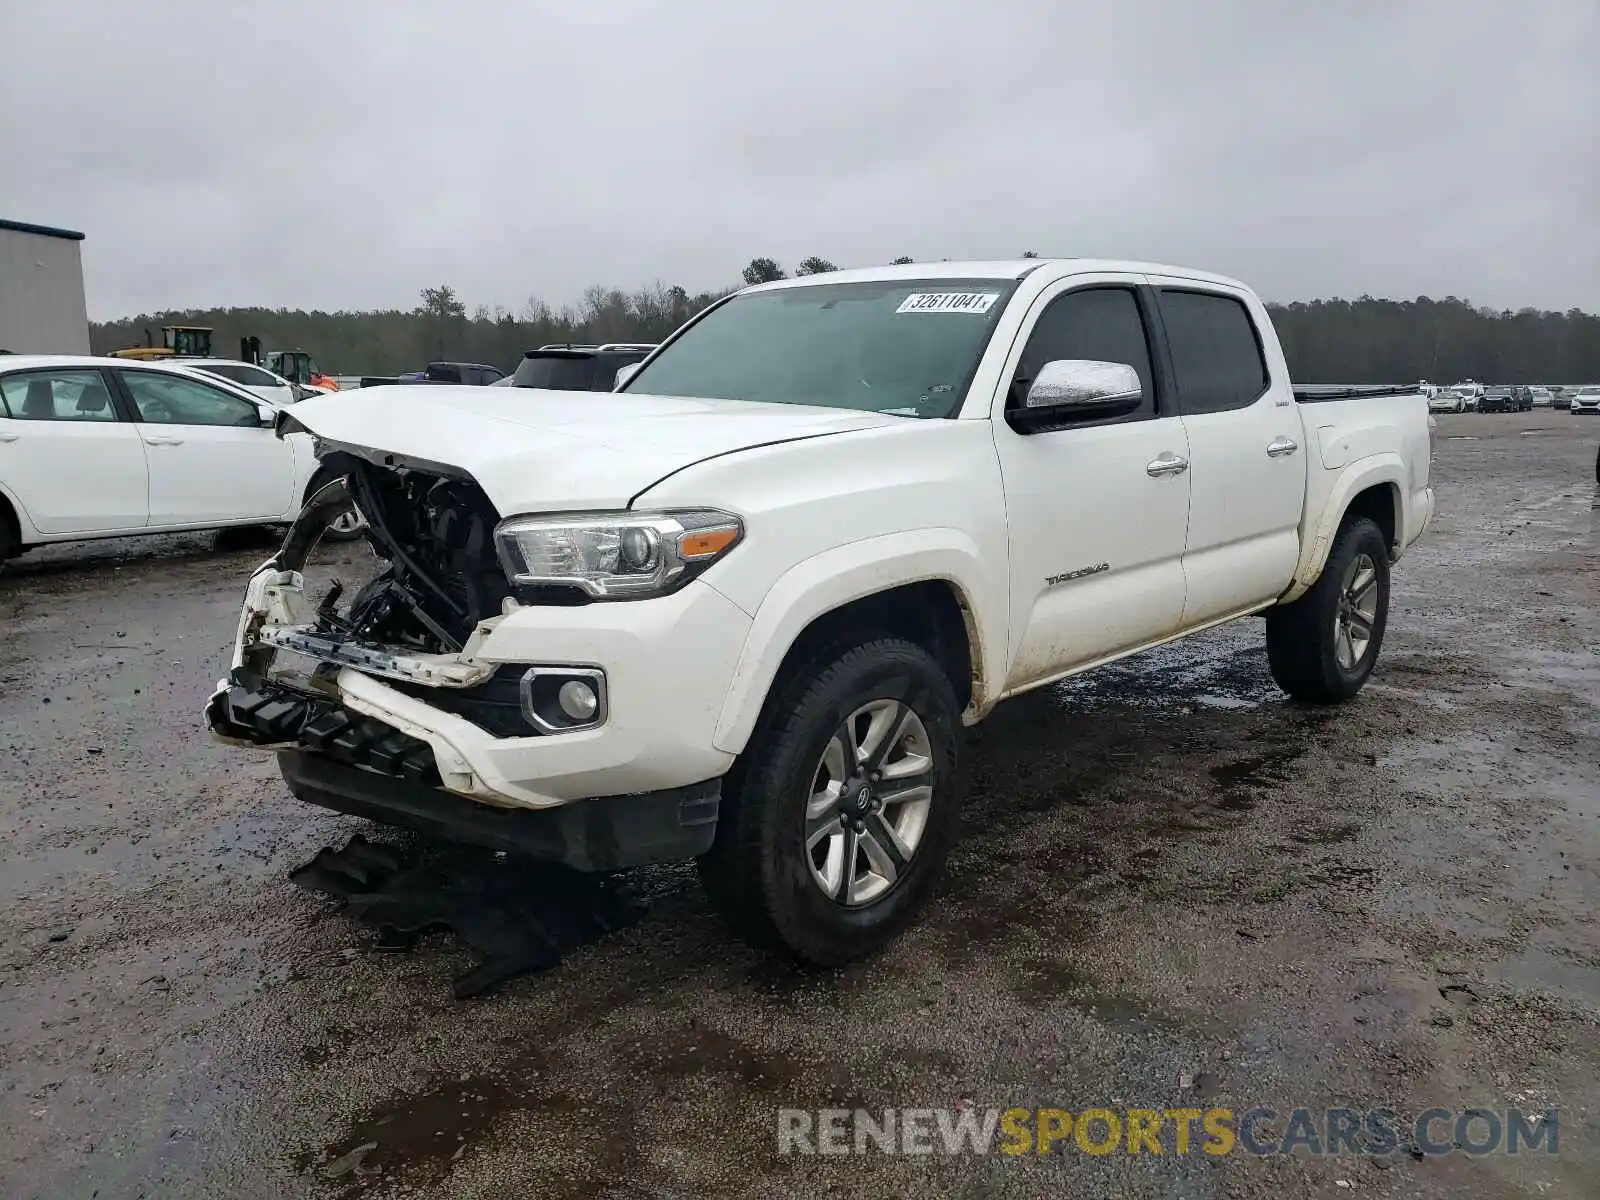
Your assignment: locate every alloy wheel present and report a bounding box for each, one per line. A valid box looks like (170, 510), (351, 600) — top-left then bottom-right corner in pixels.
(803, 699), (934, 907)
(1334, 552), (1380, 670)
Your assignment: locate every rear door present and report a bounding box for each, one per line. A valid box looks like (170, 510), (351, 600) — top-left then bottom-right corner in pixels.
(1146, 279), (1306, 626)
(0, 367), (149, 534)
(112, 367), (297, 525)
(990, 275), (1193, 689)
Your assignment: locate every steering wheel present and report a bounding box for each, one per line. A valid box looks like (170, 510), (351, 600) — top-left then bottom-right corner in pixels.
(141, 399), (178, 423)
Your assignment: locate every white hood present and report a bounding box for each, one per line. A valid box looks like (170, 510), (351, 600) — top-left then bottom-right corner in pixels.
(283, 385), (900, 514)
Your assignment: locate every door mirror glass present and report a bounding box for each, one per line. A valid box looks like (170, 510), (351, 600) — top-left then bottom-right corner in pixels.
(614, 363), (641, 390)
(1011, 359), (1143, 432)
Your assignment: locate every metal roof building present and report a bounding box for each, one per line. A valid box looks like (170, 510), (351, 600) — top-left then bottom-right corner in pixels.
(0, 218), (91, 355)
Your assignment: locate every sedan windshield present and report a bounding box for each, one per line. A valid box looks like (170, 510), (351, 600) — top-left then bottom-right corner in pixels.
(622, 279), (1017, 418)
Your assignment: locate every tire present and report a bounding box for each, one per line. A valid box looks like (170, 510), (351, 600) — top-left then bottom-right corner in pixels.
(697, 636), (962, 966)
(304, 471), (365, 543)
(1266, 516), (1391, 704)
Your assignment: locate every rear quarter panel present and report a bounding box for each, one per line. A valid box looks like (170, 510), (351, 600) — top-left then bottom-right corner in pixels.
(1284, 391), (1432, 600)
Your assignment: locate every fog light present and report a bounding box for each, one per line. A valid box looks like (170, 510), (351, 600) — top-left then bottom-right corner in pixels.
(557, 679), (599, 721)
(520, 666), (608, 734)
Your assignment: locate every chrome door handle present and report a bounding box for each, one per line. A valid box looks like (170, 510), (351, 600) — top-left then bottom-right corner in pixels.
(1266, 436), (1298, 458)
(1146, 453), (1189, 477)
(144, 435), (185, 446)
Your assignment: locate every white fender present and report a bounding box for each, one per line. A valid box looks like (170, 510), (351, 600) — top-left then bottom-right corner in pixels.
(711, 528), (1005, 755)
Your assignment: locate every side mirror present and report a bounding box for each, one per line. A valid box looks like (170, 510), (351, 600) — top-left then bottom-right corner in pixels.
(1009, 359), (1143, 433)
(614, 363), (641, 390)
(257, 404), (277, 427)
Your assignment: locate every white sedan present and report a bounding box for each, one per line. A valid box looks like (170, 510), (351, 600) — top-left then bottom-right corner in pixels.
(0, 355), (360, 564)
(172, 358), (301, 408)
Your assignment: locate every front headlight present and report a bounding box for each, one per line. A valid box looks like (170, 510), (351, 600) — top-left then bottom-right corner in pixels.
(494, 509), (744, 600)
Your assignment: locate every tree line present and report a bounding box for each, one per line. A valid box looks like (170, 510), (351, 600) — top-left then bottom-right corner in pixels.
(89, 256), (1600, 384)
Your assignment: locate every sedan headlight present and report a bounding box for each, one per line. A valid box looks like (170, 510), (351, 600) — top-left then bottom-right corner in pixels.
(494, 509), (744, 599)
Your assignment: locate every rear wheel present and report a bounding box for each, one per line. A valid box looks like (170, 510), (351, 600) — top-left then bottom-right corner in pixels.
(698, 637), (962, 965)
(1266, 516), (1390, 704)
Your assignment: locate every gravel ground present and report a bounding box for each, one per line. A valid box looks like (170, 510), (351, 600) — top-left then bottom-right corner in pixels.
(2, 409), (1597, 1199)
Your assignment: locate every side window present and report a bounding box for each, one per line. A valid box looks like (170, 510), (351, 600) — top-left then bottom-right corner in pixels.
(121, 372), (260, 427)
(0, 369), (118, 422)
(1157, 290), (1269, 414)
(1013, 287), (1156, 418)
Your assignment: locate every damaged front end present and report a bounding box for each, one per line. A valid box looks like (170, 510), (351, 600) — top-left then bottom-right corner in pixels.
(205, 452), (524, 781)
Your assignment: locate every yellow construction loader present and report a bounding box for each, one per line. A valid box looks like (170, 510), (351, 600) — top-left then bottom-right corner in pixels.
(109, 325), (214, 361)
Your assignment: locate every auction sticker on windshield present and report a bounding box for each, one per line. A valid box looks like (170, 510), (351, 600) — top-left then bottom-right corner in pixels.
(896, 292), (1000, 314)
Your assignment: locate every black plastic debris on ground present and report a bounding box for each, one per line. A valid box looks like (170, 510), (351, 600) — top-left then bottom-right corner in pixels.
(290, 834), (643, 998)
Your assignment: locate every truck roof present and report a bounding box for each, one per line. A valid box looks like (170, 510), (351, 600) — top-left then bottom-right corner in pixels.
(741, 258), (1252, 294)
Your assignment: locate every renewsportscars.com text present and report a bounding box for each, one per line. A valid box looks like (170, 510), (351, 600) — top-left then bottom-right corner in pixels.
(777, 1106), (1558, 1158)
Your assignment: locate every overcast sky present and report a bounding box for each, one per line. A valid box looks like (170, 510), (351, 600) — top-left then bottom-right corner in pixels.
(2, 0), (1594, 319)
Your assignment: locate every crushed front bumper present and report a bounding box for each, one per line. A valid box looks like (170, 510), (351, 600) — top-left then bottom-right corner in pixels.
(206, 677), (720, 870)
(205, 476), (748, 854)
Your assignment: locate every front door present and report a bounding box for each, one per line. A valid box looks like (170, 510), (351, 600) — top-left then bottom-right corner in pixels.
(1145, 281), (1307, 625)
(0, 367), (149, 534)
(990, 279), (1192, 691)
(113, 368), (296, 526)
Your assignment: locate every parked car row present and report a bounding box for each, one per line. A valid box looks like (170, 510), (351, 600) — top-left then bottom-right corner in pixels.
(1427, 382), (1598, 414)
(1478, 386), (1532, 413)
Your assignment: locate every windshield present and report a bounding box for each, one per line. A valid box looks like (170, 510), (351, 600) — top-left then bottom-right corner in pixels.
(622, 278), (1017, 418)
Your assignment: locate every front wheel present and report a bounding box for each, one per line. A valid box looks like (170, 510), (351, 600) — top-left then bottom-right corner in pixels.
(322, 506), (366, 542)
(1266, 516), (1391, 704)
(304, 471), (366, 543)
(698, 637), (962, 965)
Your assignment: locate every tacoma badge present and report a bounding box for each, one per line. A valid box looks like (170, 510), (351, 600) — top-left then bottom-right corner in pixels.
(1046, 562), (1110, 587)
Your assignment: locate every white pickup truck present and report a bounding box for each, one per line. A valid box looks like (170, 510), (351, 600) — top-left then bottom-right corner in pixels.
(207, 259), (1434, 964)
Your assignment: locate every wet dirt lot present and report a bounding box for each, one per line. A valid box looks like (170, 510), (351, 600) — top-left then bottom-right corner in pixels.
(3, 410), (1597, 1199)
